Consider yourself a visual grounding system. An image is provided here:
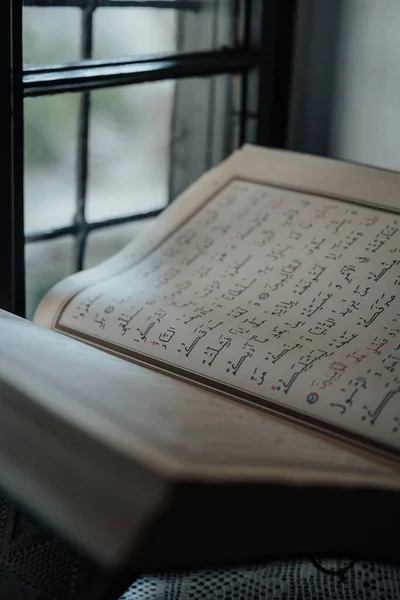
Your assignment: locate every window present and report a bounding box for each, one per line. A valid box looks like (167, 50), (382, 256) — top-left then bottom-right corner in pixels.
(1, 0), (299, 319)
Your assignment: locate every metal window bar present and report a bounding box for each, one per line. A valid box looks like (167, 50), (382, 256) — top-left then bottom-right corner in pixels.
(2, 0), (303, 316)
(74, 0), (93, 271)
(24, 0), (201, 8)
(45, 1), (204, 270)
(24, 47), (259, 269)
(23, 0), (227, 273)
(23, 50), (259, 96)
(24, 0), (263, 272)
(24, 0), (262, 273)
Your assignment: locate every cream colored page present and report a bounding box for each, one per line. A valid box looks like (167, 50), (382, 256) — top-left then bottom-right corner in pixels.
(0, 311), (398, 483)
(34, 145), (400, 330)
(57, 180), (400, 454)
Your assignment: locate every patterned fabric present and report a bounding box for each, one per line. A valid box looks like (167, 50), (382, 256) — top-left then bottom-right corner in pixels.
(1, 494), (400, 599)
(0, 565), (41, 600)
(122, 562), (400, 600)
(0, 496), (95, 599)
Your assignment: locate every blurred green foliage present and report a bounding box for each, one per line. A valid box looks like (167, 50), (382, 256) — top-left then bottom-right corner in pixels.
(23, 21), (137, 169)
(24, 95), (78, 167)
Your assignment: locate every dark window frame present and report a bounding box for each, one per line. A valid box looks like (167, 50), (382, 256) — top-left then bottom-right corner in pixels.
(1, 0), (25, 317)
(2, 0), (305, 318)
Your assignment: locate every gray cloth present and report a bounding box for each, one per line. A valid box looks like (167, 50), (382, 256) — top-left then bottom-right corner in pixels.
(0, 564), (41, 600)
(122, 561), (400, 600)
(0, 496), (94, 599)
(2, 494), (400, 599)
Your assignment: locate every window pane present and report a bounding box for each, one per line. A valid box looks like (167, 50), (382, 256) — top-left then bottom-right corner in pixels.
(170, 73), (235, 199)
(85, 220), (154, 269)
(86, 81), (174, 222)
(26, 238), (74, 320)
(23, 7), (81, 65)
(24, 94), (79, 232)
(94, 8), (176, 60)
(174, 1), (234, 52)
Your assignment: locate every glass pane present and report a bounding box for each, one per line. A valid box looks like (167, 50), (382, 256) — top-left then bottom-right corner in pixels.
(23, 7), (81, 65)
(86, 81), (174, 222)
(94, 8), (176, 60)
(85, 220), (154, 269)
(169, 73), (235, 200)
(26, 237), (74, 320)
(172, 1), (234, 53)
(24, 94), (79, 232)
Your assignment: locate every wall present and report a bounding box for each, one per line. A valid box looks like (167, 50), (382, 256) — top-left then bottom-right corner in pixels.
(330, 0), (400, 171)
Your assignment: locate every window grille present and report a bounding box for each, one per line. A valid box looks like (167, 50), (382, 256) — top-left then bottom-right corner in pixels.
(1, 0), (301, 318)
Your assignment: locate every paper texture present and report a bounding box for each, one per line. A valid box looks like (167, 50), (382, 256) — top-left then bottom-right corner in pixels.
(54, 180), (400, 455)
(1, 310), (398, 484)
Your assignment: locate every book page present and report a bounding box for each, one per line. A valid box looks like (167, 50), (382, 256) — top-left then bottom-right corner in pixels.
(1, 310), (398, 484)
(56, 179), (400, 458)
(34, 145), (400, 330)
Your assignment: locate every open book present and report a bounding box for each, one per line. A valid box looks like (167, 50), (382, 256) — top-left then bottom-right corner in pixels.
(1, 145), (400, 574)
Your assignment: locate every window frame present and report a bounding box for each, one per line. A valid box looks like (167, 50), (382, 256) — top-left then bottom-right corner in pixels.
(2, 0), (304, 318)
(1, 0), (25, 317)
